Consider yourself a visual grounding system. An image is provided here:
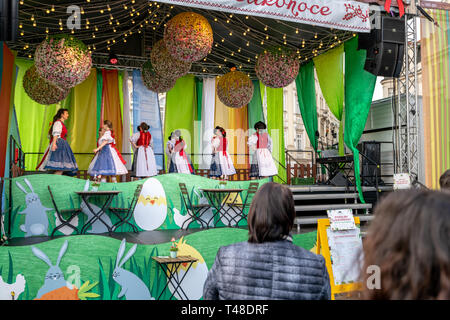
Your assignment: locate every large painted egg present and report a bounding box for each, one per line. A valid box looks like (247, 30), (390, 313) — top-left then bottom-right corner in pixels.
(133, 178), (167, 231)
(168, 238), (208, 300)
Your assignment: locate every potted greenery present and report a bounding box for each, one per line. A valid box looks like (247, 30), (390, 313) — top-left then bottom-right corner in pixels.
(169, 237), (178, 258)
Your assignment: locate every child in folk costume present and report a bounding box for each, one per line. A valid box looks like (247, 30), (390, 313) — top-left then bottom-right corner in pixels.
(37, 108), (78, 175)
(248, 121), (278, 179)
(88, 120), (128, 182)
(129, 125), (141, 177)
(172, 130), (195, 174)
(130, 122), (158, 178)
(209, 126), (236, 180)
(165, 132), (177, 173)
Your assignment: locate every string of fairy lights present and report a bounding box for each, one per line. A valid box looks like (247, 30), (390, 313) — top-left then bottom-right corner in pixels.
(9, 0), (356, 78)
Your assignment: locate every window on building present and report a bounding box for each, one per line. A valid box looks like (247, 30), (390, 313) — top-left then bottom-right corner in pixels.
(296, 134), (303, 150)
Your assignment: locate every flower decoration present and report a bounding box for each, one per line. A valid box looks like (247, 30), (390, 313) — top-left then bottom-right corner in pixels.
(170, 237), (178, 252)
(23, 65), (70, 105)
(150, 39), (192, 79)
(164, 12), (213, 62)
(34, 34), (92, 89)
(141, 60), (177, 93)
(255, 46), (300, 88)
(217, 68), (254, 109)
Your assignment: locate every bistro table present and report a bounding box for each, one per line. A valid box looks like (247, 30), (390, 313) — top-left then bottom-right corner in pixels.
(75, 190), (121, 235)
(200, 188), (245, 227)
(152, 255), (198, 300)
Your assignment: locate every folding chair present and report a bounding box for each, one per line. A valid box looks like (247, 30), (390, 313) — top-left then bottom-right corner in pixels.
(233, 182), (260, 225)
(48, 185), (82, 238)
(179, 183), (211, 229)
(109, 184), (142, 233)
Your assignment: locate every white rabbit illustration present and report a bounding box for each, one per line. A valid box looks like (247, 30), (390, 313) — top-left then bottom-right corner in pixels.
(31, 240), (71, 299)
(112, 239), (154, 300)
(16, 178), (51, 237)
(80, 180), (113, 234)
(0, 274), (26, 300)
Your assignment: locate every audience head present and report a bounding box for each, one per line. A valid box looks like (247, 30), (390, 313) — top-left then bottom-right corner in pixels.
(361, 189), (450, 300)
(439, 169), (450, 190)
(247, 182), (295, 244)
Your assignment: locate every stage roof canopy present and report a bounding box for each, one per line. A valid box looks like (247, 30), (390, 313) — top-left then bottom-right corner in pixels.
(7, 0), (381, 77)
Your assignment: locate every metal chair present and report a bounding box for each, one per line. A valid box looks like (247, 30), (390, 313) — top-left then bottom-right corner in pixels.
(233, 182), (260, 225)
(109, 184), (142, 233)
(48, 185), (82, 238)
(179, 183), (211, 229)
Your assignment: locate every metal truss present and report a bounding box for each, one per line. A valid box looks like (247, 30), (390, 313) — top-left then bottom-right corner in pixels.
(394, 5), (420, 179)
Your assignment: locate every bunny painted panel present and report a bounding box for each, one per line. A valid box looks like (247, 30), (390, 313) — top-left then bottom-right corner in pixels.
(15, 178), (52, 237)
(112, 239), (155, 300)
(0, 228), (291, 300)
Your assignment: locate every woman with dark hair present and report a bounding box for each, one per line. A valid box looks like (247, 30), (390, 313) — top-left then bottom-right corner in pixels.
(203, 182), (331, 300)
(360, 189), (450, 300)
(209, 126), (236, 180)
(130, 122), (158, 178)
(37, 108), (78, 175)
(248, 121), (278, 180)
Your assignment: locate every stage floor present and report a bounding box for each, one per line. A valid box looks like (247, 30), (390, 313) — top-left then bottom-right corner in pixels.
(4, 226), (321, 247)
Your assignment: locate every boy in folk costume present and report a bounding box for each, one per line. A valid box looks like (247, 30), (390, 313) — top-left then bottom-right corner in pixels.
(209, 126), (236, 180)
(165, 132), (177, 173)
(88, 120), (128, 183)
(130, 122), (158, 178)
(248, 121), (278, 179)
(172, 130), (195, 174)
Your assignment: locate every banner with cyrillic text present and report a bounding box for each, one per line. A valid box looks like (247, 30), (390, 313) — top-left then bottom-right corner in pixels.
(154, 0), (371, 32)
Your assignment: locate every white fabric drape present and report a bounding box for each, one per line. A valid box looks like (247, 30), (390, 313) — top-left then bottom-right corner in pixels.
(200, 77), (216, 169)
(122, 71), (132, 170)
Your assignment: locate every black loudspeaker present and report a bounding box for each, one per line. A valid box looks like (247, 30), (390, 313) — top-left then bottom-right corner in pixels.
(0, 0), (19, 41)
(330, 172), (349, 187)
(358, 141), (384, 186)
(359, 16), (405, 78)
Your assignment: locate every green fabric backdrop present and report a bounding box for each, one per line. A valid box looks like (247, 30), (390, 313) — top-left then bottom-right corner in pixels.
(194, 76), (203, 169)
(344, 37), (377, 203)
(265, 85), (286, 183)
(13, 59), (68, 170)
(295, 62), (318, 152)
(248, 79), (265, 131)
(313, 45), (345, 155)
(164, 74), (196, 169)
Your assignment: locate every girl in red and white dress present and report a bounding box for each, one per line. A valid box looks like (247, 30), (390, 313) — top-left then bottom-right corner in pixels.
(130, 122), (158, 178)
(209, 126), (236, 180)
(172, 130), (195, 174)
(248, 121), (278, 179)
(88, 120), (128, 182)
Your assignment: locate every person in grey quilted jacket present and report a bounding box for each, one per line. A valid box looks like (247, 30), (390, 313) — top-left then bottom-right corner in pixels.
(203, 182), (331, 300)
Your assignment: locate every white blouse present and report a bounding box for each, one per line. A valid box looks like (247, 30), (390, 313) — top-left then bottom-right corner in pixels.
(52, 121), (63, 137)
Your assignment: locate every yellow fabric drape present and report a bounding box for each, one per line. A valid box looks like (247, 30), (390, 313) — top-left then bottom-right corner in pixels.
(228, 106), (249, 170)
(66, 69), (97, 170)
(102, 69), (123, 152)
